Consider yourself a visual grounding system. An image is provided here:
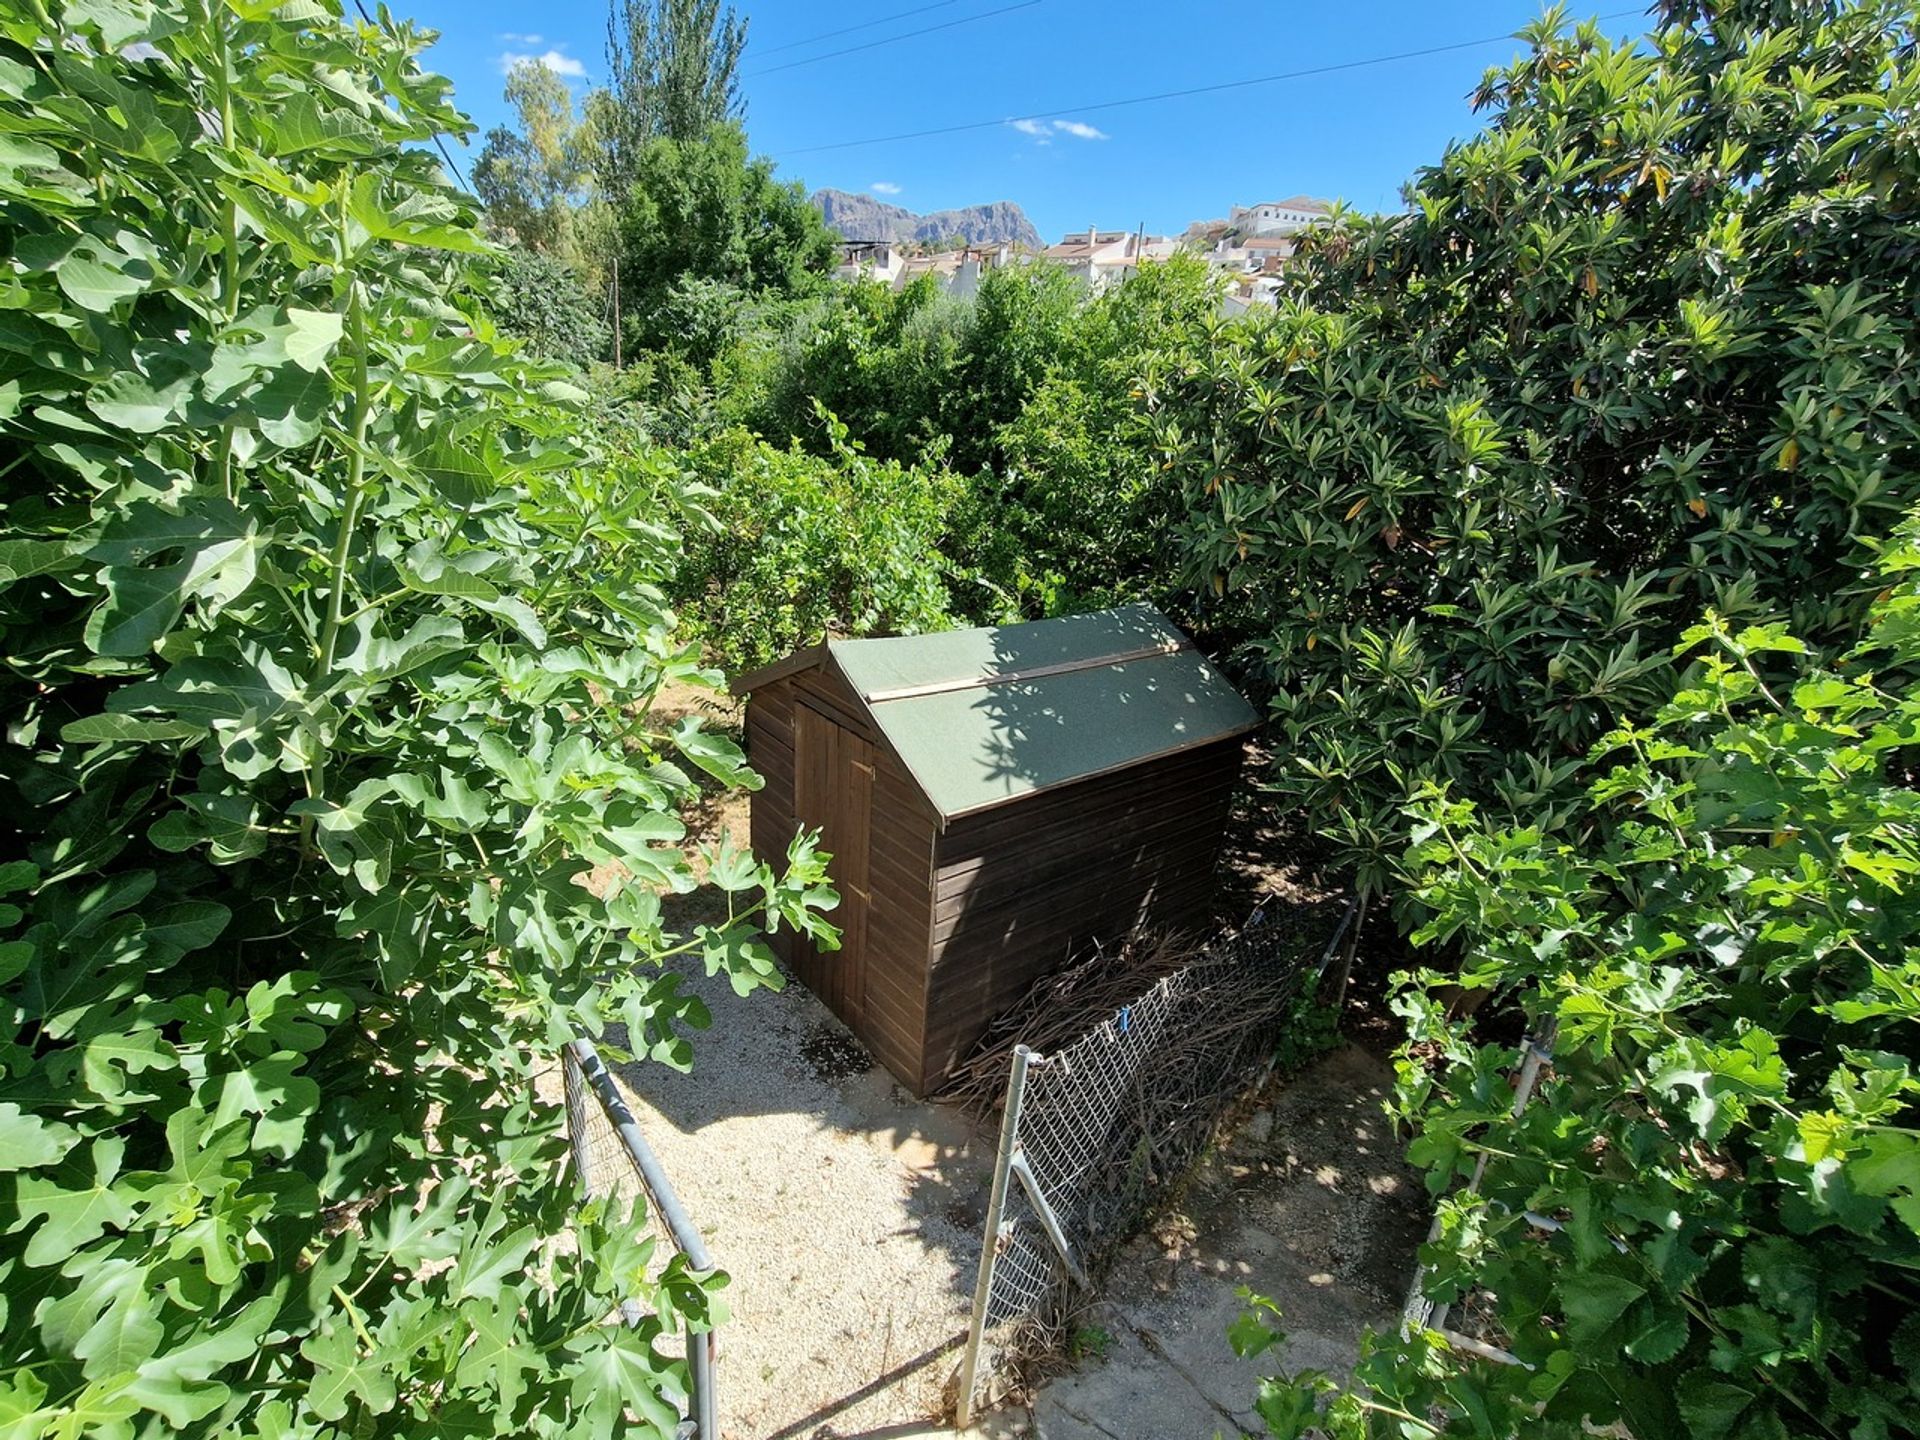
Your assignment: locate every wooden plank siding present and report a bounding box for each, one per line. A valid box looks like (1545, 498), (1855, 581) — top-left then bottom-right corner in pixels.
(917, 736), (1244, 1091)
(745, 668), (938, 1087)
(742, 651), (1247, 1099)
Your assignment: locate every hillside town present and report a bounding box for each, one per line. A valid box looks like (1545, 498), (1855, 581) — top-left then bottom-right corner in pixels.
(830, 194), (1335, 312)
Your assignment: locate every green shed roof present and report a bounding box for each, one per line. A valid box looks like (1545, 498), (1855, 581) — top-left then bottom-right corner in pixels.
(738, 605), (1260, 822)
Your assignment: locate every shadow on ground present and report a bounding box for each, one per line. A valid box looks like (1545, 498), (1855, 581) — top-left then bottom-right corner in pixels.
(604, 948), (994, 1438)
(985, 1044), (1424, 1440)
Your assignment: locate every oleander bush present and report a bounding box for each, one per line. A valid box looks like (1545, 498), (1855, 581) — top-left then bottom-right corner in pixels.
(0, 3), (833, 1435)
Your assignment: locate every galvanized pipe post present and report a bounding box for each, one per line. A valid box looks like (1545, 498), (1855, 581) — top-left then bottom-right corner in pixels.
(566, 1039), (721, 1440)
(955, 1044), (1035, 1429)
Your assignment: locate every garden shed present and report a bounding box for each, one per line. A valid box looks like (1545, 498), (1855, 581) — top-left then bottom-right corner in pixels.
(731, 604), (1259, 1095)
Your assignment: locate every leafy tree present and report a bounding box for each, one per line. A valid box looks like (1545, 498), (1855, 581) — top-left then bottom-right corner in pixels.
(0, 3), (833, 1435)
(613, 121), (836, 361)
(1238, 562), (1920, 1437)
(994, 253), (1222, 606)
(1149, 0), (1920, 903)
(736, 275), (971, 465)
(473, 59), (596, 258)
(599, 0), (747, 201)
(671, 411), (962, 669)
(488, 246), (611, 366)
(943, 261), (1084, 476)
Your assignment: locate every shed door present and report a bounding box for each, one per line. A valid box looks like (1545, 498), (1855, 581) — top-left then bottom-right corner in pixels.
(794, 704), (872, 1026)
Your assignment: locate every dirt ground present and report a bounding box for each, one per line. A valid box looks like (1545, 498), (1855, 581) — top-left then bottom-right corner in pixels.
(588, 957), (996, 1439)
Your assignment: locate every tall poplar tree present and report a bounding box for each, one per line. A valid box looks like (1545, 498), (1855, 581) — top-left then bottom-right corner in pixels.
(598, 0), (748, 202)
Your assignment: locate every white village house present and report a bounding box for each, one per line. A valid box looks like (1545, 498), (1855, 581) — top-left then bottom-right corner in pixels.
(827, 195), (1332, 311)
(1228, 195), (1332, 236)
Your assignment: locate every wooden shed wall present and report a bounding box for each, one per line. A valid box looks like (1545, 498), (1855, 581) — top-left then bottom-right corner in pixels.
(917, 736), (1244, 1092)
(744, 662), (939, 1087)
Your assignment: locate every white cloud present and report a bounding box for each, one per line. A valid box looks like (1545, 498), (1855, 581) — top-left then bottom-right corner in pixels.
(498, 48), (586, 78)
(499, 32), (544, 44)
(870, 181), (902, 195)
(1008, 118), (1109, 145)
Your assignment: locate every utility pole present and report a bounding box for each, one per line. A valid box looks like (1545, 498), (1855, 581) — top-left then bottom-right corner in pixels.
(611, 252), (621, 370)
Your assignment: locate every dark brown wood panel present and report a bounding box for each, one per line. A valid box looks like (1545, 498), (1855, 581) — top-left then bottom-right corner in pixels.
(936, 742), (1241, 862)
(916, 737), (1245, 1091)
(794, 665), (877, 743)
(933, 831), (1225, 937)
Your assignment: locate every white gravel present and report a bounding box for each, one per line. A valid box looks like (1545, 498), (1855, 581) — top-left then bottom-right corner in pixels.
(558, 952), (995, 1439)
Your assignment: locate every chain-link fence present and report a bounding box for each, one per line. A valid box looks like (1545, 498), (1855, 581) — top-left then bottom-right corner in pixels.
(956, 900), (1359, 1423)
(563, 1039), (718, 1440)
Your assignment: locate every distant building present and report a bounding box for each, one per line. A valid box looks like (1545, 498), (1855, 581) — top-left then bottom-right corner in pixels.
(833, 239), (1027, 298)
(1042, 228), (1175, 293)
(1208, 232), (1300, 276)
(949, 243), (1016, 298)
(834, 240), (904, 286)
(1220, 275), (1283, 316)
(1201, 195), (1333, 312)
(1227, 196), (1332, 237)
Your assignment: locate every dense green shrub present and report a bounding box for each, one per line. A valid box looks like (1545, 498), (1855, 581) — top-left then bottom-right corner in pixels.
(722, 257), (1223, 618)
(614, 121), (836, 362)
(489, 246), (610, 367)
(671, 412), (962, 669)
(731, 262), (1084, 476)
(994, 253), (1221, 606)
(1240, 550), (1920, 1437)
(0, 4), (833, 1434)
(1150, 1), (1920, 903)
(734, 275), (971, 466)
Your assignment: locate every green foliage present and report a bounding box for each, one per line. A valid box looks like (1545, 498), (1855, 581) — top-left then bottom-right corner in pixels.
(729, 258), (1220, 619)
(1269, 970), (1341, 1077)
(735, 275), (974, 467)
(599, 0), (747, 195)
(614, 122), (836, 363)
(489, 247), (611, 367)
(740, 262), (1083, 480)
(995, 253), (1221, 606)
(473, 59), (599, 261)
(1247, 560), (1920, 1436)
(1149, 1), (1920, 903)
(671, 412), (961, 670)
(0, 3), (833, 1436)
(1067, 1324), (1115, 1363)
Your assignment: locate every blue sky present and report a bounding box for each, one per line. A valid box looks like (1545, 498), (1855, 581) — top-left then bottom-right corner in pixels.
(399, 0), (1651, 241)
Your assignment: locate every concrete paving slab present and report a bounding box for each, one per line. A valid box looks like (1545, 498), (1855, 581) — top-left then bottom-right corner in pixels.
(980, 1044), (1424, 1440)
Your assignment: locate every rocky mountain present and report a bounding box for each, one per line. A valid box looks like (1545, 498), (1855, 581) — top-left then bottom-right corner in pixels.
(812, 189), (1043, 249)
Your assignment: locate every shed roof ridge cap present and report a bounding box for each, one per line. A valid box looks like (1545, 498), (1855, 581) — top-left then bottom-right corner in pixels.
(857, 634), (1194, 705)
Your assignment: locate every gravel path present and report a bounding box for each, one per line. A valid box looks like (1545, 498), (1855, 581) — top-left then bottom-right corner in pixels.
(579, 954), (995, 1439)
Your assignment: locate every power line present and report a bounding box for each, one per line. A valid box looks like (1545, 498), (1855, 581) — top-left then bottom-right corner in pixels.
(777, 8), (1648, 157)
(352, 0), (469, 189)
(746, 1), (1042, 79)
(754, 0), (970, 59)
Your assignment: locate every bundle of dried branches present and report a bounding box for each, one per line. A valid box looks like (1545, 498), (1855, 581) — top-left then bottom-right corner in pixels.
(937, 927), (1204, 1117)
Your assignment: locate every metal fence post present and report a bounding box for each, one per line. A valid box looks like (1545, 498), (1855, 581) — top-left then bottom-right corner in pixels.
(955, 1044), (1035, 1429)
(1404, 1020), (1556, 1337)
(565, 1039), (721, 1440)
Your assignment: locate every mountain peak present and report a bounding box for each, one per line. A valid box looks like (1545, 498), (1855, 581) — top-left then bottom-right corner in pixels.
(812, 189), (1043, 250)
